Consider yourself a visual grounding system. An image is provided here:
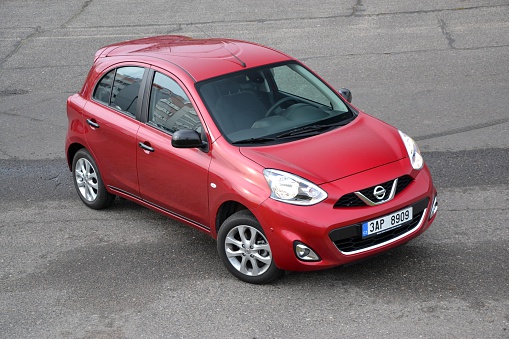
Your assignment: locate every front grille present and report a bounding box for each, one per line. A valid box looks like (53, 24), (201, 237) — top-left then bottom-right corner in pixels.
(334, 175), (413, 208)
(335, 193), (365, 207)
(329, 198), (429, 253)
(395, 175), (413, 194)
(357, 178), (395, 202)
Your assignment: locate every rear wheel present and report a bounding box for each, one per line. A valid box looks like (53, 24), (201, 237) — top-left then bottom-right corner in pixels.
(72, 149), (114, 209)
(217, 210), (284, 284)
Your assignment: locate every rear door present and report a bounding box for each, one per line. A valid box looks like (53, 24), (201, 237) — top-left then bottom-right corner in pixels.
(136, 70), (211, 227)
(84, 65), (146, 196)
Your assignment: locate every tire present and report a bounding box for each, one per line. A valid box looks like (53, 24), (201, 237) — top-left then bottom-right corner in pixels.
(217, 210), (284, 284)
(72, 149), (115, 210)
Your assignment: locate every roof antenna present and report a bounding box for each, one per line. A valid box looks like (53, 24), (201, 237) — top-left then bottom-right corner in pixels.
(221, 41), (246, 68)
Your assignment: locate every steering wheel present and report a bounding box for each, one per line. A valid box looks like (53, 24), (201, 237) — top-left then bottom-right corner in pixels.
(265, 97), (297, 117)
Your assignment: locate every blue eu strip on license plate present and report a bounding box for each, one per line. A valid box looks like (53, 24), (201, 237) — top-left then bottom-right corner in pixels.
(362, 207), (413, 238)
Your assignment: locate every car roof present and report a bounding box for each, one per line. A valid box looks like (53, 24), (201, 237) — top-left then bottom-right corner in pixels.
(96, 35), (293, 82)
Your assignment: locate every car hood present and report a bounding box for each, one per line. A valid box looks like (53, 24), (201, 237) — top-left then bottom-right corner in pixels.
(239, 113), (406, 184)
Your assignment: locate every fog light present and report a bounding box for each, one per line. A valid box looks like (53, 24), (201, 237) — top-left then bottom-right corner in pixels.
(429, 194), (438, 219)
(294, 242), (320, 261)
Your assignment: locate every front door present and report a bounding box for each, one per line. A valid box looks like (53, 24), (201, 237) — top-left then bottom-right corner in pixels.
(136, 71), (211, 227)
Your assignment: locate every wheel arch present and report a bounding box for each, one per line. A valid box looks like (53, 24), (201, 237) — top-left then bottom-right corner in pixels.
(66, 142), (86, 170)
(214, 200), (252, 238)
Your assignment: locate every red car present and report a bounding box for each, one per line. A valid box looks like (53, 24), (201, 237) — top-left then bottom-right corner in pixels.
(66, 35), (438, 284)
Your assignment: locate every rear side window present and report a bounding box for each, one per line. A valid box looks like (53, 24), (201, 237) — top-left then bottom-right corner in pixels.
(93, 66), (145, 117)
(93, 69), (114, 104)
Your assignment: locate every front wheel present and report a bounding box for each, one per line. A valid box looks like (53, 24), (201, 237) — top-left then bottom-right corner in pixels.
(217, 211), (284, 284)
(72, 149), (114, 209)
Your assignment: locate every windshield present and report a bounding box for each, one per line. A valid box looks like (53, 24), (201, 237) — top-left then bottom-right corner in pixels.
(197, 62), (355, 145)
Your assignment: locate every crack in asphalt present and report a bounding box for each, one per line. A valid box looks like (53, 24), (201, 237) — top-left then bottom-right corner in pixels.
(0, 4), (507, 33)
(414, 118), (509, 141)
(354, 3), (509, 18)
(437, 17), (456, 49)
(0, 0), (94, 69)
(0, 96), (55, 122)
(0, 89), (29, 97)
(48, 175), (61, 191)
(2, 64), (90, 71)
(60, 0), (94, 29)
(23, 3), (507, 30)
(0, 26), (43, 68)
(0, 111), (44, 122)
(445, 207), (509, 212)
(298, 43), (509, 61)
(351, 0), (365, 17)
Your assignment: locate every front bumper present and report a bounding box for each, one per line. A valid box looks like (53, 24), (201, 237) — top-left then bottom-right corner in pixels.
(254, 159), (437, 271)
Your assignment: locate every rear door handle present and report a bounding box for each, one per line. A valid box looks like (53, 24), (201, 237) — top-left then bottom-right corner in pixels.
(86, 119), (100, 128)
(138, 142), (154, 152)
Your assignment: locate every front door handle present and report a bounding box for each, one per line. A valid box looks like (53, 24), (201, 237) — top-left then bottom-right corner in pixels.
(86, 119), (100, 128)
(138, 142), (154, 152)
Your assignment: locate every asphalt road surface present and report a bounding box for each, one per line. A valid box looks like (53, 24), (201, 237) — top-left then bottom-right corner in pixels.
(1, 0), (508, 338)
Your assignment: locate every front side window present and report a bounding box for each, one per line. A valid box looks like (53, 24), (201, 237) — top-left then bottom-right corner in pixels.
(93, 66), (144, 117)
(197, 62), (353, 145)
(148, 72), (202, 134)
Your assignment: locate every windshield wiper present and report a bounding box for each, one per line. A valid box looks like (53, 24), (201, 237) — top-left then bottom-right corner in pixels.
(232, 117), (354, 144)
(276, 120), (352, 139)
(232, 137), (277, 145)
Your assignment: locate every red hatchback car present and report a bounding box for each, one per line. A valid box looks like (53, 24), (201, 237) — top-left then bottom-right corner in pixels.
(66, 35), (438, 284)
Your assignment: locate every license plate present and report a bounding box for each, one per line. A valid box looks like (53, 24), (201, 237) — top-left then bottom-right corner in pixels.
(362, 207), (413, 238)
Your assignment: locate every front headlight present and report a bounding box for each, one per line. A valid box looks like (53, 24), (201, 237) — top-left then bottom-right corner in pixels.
(399, 131), (424, 170)
(263, 169), (327, 206)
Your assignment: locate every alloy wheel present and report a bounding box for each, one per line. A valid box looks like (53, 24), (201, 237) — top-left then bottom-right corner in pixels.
(224, 224), (273, 276)
(75, 158), (99, 202)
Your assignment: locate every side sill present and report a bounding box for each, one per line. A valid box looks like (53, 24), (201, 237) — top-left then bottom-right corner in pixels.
(108, 186), (210, 232)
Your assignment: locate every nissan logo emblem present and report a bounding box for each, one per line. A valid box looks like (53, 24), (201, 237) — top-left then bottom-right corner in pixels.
(373, 185), (386, 200)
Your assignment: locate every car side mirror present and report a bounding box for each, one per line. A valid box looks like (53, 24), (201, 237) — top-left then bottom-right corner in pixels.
(338, 88), (352, 103)
(172, 129), (208, 151)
